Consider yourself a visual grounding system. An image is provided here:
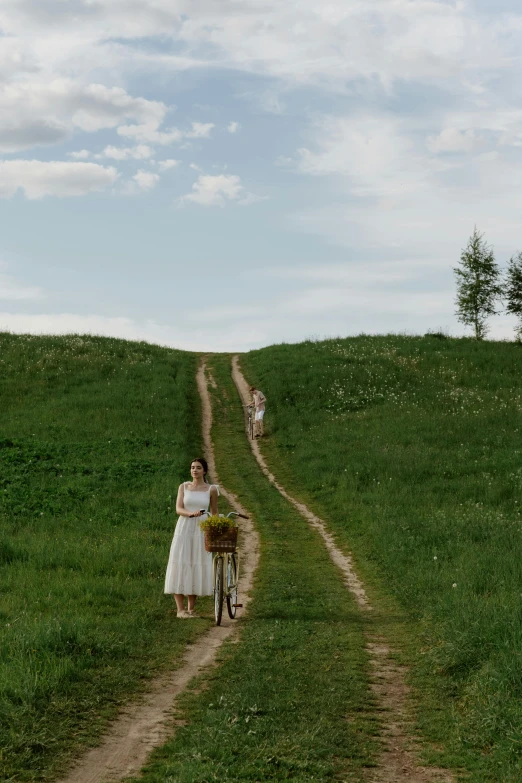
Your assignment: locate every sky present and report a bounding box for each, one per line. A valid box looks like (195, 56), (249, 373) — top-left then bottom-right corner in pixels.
(1, 0), (522, 351)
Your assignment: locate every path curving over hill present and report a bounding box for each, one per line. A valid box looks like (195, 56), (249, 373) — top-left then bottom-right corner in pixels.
(232, 354), (454, 783)
(56, 359), (259, 783)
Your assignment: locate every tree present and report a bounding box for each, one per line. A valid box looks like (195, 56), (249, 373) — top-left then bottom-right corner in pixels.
(504, 251), (522, 341)
(454, 227), (502, 340)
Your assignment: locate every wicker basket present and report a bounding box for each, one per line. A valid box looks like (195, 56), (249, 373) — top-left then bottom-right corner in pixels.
(204, 527), (238, 553)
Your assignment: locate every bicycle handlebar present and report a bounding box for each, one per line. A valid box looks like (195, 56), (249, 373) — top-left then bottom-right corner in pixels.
(198, 510), (249, 520)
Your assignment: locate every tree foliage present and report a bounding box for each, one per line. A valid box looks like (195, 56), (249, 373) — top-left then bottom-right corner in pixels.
(454, 227), (502, 340)
(504, 252), (522, 340)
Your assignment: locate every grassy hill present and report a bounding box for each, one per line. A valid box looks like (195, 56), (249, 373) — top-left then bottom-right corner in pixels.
(0, 333), (212, 782)
(243, 334), (522, 780)
(4, 331), (522, 781)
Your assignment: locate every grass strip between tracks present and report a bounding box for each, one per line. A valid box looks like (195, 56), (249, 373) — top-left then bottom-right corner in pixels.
(131, 354), (379, 783)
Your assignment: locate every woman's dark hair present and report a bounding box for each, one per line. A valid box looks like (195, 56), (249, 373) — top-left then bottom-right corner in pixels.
(191, 457), (208, 476)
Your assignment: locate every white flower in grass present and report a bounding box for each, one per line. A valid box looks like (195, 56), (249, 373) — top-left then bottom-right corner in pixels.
(452, 583), (457, 588)
(433, 556), (437, 560)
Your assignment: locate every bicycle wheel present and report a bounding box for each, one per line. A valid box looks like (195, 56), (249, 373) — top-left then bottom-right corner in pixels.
(226, 553), (239, 619)
(248, 412), (254, 440)
(214, 556), (224, 625)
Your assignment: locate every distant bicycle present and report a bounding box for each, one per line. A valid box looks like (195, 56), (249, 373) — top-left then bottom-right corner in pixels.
(244, 404), (255, 440)
(204, 511), (248, 625)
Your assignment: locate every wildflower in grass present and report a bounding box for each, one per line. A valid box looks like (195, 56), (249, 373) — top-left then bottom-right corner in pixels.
(452, 583), (457, 588)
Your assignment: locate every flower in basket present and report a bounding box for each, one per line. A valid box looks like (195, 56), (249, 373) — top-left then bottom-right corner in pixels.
(199, 514), (238, 537)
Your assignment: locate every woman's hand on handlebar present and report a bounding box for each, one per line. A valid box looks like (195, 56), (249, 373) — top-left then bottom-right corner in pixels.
(189, 509), (205, 518)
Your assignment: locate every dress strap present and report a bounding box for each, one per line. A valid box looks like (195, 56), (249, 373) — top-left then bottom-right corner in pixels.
(212, 484), (220, 496)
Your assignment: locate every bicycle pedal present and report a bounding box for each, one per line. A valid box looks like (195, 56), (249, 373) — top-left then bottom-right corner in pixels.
(233, 603), (243, 608)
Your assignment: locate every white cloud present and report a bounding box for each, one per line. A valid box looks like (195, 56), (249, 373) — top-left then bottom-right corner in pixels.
(0, 311), (264, 352)
(0, 80), (167, 153)
(426, 128), (481, 154)
(0, 160), (118, 199)
(98, 144), (154, 160)
(117, 123), (183, 145)
(157, 159), (180, 171)
(186, 121), (214, 138)
(227, 121), (240, 134)
(237, 191), (267, 206)
(179, 174), (243, 207)
(117, 120), (214, 146)
(289, 107), (522, 261)
(177, 173), (263, 207)
(132, 169), (160, 191)
(1, 1), (507, 97)
(67, 149), (91, 159)
(0, 121), (70, 153)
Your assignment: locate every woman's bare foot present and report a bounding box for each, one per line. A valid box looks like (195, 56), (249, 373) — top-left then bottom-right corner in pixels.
(176, 610), (190, 619)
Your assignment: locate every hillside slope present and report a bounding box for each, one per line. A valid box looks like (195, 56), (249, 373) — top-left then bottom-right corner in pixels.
(243, 334), (522, 780)
(0, 333), (209, 781)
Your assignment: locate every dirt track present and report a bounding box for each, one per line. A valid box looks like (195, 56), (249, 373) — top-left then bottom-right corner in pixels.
(56, 355), (453, 783)
(56, 360), (259, 783)
(232, 355), (454, 783)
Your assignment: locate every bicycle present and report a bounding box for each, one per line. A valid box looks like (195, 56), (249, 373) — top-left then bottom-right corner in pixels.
(245, 404), (255, 440)
(207, 511), (248, 625)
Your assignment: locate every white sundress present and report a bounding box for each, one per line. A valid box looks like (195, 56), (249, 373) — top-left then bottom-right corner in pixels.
(164, 483), (218, 596)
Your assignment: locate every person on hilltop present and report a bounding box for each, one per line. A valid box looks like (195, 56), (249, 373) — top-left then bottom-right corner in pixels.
(249, 385), (266, 438)
(164, 457), (218, 618)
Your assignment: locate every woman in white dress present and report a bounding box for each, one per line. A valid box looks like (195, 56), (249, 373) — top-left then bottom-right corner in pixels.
(164, 457), (218, 618)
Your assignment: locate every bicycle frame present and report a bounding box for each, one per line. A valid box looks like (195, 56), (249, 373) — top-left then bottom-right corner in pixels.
(212, 511), (245, 625)
(245, 404), (255, 440)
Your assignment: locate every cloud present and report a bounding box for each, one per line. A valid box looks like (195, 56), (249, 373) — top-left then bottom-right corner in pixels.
(0, 80), (167, 152)
(427, 128), (482, 154)
(178, 173), (262, 207)
(117, 123), (183, 145)
(157, 159), (180, 171)
(288, 105), (522, 262)
(0, 311), (264, 352)
(1, 0), (504, 96)
(67, 149), (91, 159)
(0, 160), (118, 199)
(296, 113), (425, 198)
(186, 122), (214, 138)
(98, 144), (154, 160)
(132, 169), (160, 191)
(0, 121), (69, 153)
(117, 120), (213, 146)
(227, 121), (240, 134)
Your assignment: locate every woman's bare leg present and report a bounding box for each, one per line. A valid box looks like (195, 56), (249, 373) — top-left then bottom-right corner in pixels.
(174, 594), (185, 613)
(187, 595), (197, 612)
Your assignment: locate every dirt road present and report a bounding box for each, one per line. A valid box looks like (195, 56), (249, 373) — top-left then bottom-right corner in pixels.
(56, 360), (259, 783)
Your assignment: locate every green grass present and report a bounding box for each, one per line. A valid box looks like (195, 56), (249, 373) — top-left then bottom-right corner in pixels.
(242, 334), (522, 781)
(0, 333), (214, 782)
(131, 354), (378, 783)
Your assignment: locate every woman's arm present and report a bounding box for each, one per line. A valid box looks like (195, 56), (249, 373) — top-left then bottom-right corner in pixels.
(175, 483), (201, 517)
(210, 485), (218, 515)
